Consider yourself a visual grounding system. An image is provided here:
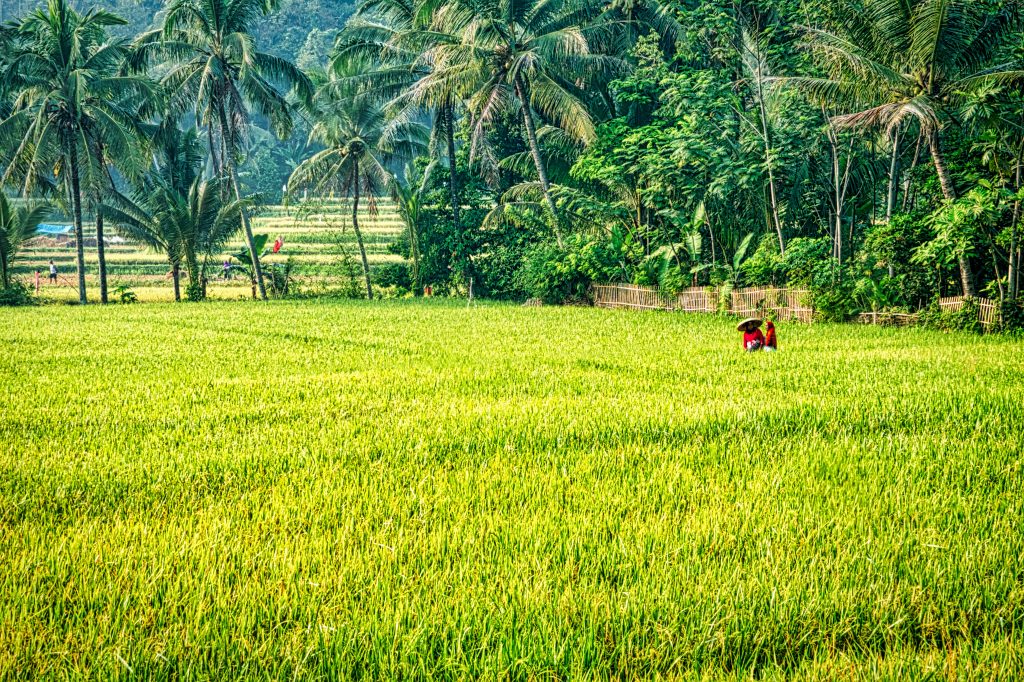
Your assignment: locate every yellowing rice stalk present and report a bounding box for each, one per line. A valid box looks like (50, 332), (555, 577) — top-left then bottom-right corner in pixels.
(1, 300), (1022, 679)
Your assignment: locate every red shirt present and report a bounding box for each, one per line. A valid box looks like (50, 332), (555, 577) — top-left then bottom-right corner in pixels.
(764, 326), (776, 348)
(743, 329), (765, 349)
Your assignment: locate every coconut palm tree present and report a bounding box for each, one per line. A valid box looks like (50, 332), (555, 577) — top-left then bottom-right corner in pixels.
(418, 0), (624, 247)
(334, 0), (466, 241)
(786, 0), (1024, 296)
(131, 0), (313, 300)
(288, 89), (427, 299)
(0, 194), (49, 288)
(0, 0), (151, 304)
(104, 176), (243, 301)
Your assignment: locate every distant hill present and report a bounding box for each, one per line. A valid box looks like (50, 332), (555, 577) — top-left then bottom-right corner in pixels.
(0, 0), (355, 64)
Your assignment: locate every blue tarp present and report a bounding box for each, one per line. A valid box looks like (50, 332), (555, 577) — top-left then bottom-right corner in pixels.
(36, 224), (73, 235)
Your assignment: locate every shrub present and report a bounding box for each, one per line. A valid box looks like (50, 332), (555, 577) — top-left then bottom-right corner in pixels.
(0, 282), (35, 307)
(919, 297), (981, 333)
(114, 285), (139, 304)
(518, 235), (612, 304)
(372, 263), (412, 291)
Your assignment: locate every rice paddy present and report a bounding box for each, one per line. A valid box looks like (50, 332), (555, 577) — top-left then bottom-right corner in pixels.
(1, 300), (1023, 679)
(13, 200), (402, 301)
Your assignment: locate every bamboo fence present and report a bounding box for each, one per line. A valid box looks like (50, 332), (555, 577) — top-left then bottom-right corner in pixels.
(938, 295), (1001, 329)
(594, 284), (1002, 329)
(592, 284), (812, 321)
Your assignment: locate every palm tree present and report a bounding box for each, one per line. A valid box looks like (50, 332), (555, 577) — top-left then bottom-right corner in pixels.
(104, 176), (243, 301)
(0, 194), (49, 288)
(419, 0), (624, 247)
(787, 0), (1024, 296)
(288, 89), (427, 299)
(389, 160), (435, 292)
(0, 0), (151, 304)
(334, 0), (466, 243)
(131, 0), (313, 300)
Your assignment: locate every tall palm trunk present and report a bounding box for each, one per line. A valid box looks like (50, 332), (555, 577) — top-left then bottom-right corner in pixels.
(172, 262), (181, 302)
(445, 97), (460, 233)
(885, 128), (902, 278)
(756, 59), (784, 254)
(1009, 138), (1024, 301)
(95, 207), (108, 304)
(886, 128), (901, 221)
(352, 165), (373, 300)
(218, 105), (267, 300)
(929, 130), (975, 296)
(94, 143), (109, 303)
(514, 75), (564, 248)
(68, 145), (87, 304)
(409, 219), (421, 293)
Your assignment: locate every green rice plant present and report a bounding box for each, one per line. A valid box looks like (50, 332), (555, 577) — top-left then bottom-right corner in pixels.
(1, 301), (1022, 679)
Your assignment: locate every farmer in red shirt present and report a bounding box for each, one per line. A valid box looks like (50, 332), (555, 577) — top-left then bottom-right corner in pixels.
(738, 318), (765, 351)
(764, 320), (778, 351)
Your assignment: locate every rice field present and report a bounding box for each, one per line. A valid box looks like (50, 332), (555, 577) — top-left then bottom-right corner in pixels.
(2, 300), (1023, 679)
(12, 199), (403, 301)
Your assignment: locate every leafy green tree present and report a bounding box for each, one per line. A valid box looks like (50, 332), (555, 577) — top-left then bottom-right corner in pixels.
(0, 194), (49, 288)
(288, 89), (426, 298)
(422, 0), (625, 246)
(788, 0), (1024, 296)
(1, 0), (151, 304)
(132, 0), (313, 300)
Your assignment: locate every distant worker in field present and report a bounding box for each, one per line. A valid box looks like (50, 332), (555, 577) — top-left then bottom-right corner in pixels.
(223, 260), (231, 280)
(273, 235), (283, 254)
(738, 318), (764, 352)
(35, 269), (41, 293)
(764, 320), (778, 352)
(48, 260), (57, 284)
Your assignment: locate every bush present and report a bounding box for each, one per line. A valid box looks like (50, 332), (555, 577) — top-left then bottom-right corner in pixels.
(919, 297), (981, 333)
(518, 235), (613, 304)
(372, 262), (412, 291)
(113, 285), (139, 304)
(808, 282), (858, 322)
(0, 282), (35, 307)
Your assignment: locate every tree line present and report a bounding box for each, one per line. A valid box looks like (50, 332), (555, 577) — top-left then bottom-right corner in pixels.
(0, 0), (1022, 323)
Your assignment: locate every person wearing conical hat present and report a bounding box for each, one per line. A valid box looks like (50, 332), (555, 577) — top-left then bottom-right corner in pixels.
(737, 318), (764, 351)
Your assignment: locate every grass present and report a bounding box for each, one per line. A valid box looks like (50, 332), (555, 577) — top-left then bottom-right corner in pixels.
(1, 300), (1023, 679)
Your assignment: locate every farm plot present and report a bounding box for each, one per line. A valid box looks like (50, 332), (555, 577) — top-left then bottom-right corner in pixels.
(1, 301), (1023, 679)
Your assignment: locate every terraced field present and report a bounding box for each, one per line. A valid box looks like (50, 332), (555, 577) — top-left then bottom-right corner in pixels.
(12, 198), (405, 300)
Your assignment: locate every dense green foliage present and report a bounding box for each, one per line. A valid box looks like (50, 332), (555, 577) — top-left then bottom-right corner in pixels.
(2, 301), (1023, 677)
(2, 0), (1021, 315)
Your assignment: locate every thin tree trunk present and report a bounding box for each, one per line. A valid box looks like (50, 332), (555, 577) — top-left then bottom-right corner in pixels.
(757, 59), (783, 254)
(886, 127), (901, 222)
(514, 75), (564, 248)
(886, 129), (903, 277)
(1, 254), (8, 289)
(929, 130), (975, 296)
(172, 263), (181, 302)
(446, 97), (460, 233)
(352, 167), (373, 300)
(1009, 138), (1024, 300)
(902, 132), (922, 213)
(93, 142), (109, 304)
(68, 147), (87, 305)
(95, 206), (107, 304)
(218, 106), (267, 300)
